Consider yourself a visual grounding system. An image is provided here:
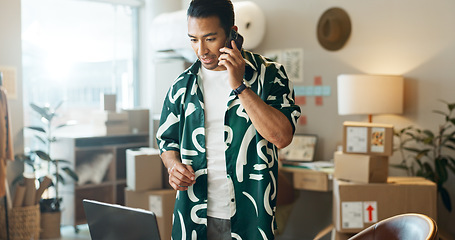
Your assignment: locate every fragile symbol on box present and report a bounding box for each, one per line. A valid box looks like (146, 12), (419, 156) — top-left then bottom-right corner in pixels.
(363, 201), (377, 223)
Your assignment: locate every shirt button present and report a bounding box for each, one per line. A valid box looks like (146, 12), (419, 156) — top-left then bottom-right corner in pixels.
(231, 198), (235, 203)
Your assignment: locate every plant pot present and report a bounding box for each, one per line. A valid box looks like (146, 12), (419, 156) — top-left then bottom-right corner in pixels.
(39, 211), (61, 239)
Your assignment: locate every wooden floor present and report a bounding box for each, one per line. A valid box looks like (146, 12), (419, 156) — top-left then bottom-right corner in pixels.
(52, 224), (91, 240)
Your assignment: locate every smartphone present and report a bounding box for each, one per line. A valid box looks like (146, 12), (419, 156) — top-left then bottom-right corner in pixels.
(225, 29), (244, 49)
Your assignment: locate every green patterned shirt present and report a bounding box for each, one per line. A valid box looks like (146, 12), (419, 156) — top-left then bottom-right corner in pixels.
(156, 50), (301, 240)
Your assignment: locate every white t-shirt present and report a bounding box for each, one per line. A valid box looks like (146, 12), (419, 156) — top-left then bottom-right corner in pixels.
(200, 66), (233, 219)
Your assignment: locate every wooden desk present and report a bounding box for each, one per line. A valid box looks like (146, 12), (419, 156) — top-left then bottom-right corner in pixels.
(276, 163), (334, 240)
(280, 163), (333, 192)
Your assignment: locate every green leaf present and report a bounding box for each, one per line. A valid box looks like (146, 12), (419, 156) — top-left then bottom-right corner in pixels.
(415, 158), (424, 168)
(447, 157), (455, 175)
(14, 153), (29, 162)
(30, 103), (52, 121)
(448, 103), (455, 112)
(400, 138), (414, 145)
(33, 135), (47, 145)
(423, 130), (434, 138)
(52, 159), (71, 164)
(416, 150), (430, 159)
(404, 132), (417, 139)
(55, 120), (77, 130)
(62, 167), (79, 182)
(390, 164), (409, 170)
(439, 186), (452, 212)
(422, 162), (435, 181)
(422, 136), (434, 145)
(55, 173), (65, 185)
(35, 150), (51, 161)
(403, 147), (424, 153)
(433, 110), (448, 118)
(435, 158), (448, 183)
(26, 126), (46, 133)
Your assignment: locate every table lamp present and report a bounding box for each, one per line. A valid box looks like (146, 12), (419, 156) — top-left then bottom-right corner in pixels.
(337, 74), (404, 122)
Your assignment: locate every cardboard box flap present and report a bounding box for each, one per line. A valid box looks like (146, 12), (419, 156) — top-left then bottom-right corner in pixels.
(343, 121), (394, 128)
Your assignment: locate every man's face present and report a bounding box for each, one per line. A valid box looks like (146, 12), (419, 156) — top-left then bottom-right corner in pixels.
(188, 16), (228, 71)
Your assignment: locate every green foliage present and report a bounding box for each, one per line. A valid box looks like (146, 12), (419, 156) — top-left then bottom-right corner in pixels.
(14, 101), (78, 212)
(393, 100), (455, 212)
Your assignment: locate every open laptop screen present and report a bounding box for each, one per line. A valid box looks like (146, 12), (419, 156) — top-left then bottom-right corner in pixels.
(83, 199), (161, 240)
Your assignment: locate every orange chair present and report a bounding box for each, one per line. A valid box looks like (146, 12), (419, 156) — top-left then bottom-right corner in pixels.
(349, 213), (438, 240)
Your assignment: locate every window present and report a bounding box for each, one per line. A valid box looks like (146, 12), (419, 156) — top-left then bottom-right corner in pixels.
(22, 0), (139, 130)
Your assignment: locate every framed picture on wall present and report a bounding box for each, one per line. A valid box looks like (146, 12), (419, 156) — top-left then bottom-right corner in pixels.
(280, 134), (318, 163)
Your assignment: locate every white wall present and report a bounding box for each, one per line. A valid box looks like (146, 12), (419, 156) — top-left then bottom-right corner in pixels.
(0, 0), (25, 190)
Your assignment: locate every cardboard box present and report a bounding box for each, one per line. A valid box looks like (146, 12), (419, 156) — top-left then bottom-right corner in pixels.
(334, 151), (388, 183)
(126, 148), (162, 191)
(123, 108), (150, 134)
(331, 229), (354, 240)
(281, 166), (332, 192)
(333, 177), (437, 233)
(101, 93), (116, 111)
(343, 121), (394, 156)
(125, 189), (176, 240)
(91, 110), (130, 135)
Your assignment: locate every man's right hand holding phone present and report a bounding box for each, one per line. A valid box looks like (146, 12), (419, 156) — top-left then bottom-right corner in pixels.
(218, 31), (246, 91)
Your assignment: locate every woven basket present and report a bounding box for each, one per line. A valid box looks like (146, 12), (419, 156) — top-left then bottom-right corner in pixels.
(0, 204), (40, 240)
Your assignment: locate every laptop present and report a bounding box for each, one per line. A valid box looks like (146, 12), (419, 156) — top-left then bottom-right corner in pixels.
(82, 199), (161, 240)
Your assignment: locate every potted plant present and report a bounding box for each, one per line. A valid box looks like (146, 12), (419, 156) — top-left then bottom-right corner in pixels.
(393, 100), (455, 212)
(15, 101), (78, 238)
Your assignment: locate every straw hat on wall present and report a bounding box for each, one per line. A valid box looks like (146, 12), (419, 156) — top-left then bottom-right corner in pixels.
(317, 7), (351, 51)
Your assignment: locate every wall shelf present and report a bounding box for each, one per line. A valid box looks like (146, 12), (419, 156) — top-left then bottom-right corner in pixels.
(52, 133), (149, 228)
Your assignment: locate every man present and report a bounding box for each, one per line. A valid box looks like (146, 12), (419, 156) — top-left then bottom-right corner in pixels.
(156, 0), (301, 239)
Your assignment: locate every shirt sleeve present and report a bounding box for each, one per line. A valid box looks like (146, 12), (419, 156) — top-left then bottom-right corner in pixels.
(156, 82), (183, 154)
(263, 63), (301, 133)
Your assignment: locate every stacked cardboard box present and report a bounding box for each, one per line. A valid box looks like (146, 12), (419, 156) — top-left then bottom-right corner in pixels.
(90, 94), (131, 135)
(122, 108), (150, 134)
(124, 148), (176, 240)
(91, 110), (130, 135)
(334, 121), (393, 184)
(331, 122), (437, 239)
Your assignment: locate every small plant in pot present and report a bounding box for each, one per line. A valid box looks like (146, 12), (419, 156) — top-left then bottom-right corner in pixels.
(15, 101), (78, 238)
(393, 100), (455, 212)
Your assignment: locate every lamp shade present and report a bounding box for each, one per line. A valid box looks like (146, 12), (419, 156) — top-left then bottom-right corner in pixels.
(337, 74), (404, 115)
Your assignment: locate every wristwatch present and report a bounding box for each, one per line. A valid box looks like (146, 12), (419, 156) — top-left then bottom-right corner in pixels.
(233, 82), (249, 95)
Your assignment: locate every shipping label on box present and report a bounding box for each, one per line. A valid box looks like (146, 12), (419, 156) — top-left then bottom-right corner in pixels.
(343, 121), (394, 156)
(341, 201), (363, 229)
(340, 201), (379, 229)
(333, 177), (437, 233)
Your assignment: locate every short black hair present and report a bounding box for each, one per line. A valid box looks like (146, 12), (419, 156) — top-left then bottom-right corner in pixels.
(187, 0), (235, 36)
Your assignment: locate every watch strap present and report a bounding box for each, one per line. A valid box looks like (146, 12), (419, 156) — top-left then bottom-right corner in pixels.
(233, 83), (248, 95)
